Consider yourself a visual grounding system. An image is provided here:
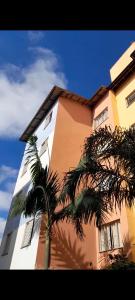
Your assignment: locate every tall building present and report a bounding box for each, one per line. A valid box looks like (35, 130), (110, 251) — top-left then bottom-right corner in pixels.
(0, 43), (135, 269)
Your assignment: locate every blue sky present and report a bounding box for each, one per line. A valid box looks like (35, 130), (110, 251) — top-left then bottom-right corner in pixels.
(0, 30), (135, 243)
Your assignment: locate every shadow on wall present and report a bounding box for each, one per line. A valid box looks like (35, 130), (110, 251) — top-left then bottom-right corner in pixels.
(50, 224), (92, 270)
(60, 97), (92, 128)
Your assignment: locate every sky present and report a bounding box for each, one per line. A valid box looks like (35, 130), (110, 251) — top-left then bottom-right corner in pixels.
(0, 30), (135, 244)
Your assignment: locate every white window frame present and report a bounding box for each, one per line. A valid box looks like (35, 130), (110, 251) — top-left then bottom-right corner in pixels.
(44, 111), (52, 130)
(94, 107), (108, 129)
(99, 220), (123, 252)
(21, 219), (34, 248)
(21, 159), (29, 177)
(126, 90), (135, 107)
(39, 138), (48, 157)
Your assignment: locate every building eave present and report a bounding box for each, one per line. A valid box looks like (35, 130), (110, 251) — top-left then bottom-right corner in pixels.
(19, 86), (89, 142)
(88, 86), (108, 107)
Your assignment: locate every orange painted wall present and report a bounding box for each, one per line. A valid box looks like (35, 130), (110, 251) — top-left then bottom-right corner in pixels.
(50, 97), (92, 177)
(36, 96), (98, 269)
(50, 97), (97, 269)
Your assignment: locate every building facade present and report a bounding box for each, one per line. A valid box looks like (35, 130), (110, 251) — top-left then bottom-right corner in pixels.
(0, 43), (135, 269)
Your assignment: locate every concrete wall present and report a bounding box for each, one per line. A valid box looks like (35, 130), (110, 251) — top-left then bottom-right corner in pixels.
(115, 73), (135, 128)
(110, 42), (135, 81)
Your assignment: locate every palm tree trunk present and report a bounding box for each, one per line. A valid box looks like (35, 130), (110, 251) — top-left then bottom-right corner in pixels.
(44, 220), (51, 269)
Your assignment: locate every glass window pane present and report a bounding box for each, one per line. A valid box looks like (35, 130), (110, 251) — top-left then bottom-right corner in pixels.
(44, 112), (52, 129)
(39, 138), (48, 156)
(21, 219), (34, 248)
(111, 222), (120, 249)
(94, 108), (108, 129)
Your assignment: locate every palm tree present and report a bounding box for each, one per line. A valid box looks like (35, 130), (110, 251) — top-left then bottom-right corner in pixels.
(56, 126), (135, 237)
(11, 135), (73, 269)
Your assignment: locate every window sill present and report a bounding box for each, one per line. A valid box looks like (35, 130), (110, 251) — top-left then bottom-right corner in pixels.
(20, 243), (31, 249)
(99, 246), (123, 254)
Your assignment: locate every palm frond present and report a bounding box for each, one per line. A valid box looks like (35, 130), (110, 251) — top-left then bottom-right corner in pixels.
(53, 203), (76, 223)
(60, 157), (99, 203)
(74, 188), (111, 228)
(10, 192), (26, 218)
(25, 135), (44, 186)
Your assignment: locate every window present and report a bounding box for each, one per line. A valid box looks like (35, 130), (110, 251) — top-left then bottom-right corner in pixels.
(126, 90), (135, 107)
(39, 138), (48, 157)
(99, 220), (123, 252)
(2, 232), (12, 255)
(94, 108), (108, 129)
(21, 219), (34, 248)
(44, 111), (52, 129)
(131, 123), (135, 130)
(21, 159), (29, 177)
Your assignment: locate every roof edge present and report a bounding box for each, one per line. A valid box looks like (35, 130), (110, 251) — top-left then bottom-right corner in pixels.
(19, 86), (89, 142)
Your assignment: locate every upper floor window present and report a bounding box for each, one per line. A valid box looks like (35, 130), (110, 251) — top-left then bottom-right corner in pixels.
(21, 219), (34, 248)
(2, 232), (12, 256)
(44, 111), (52, 130)
(94, 107), (108, 129)
(126, 90), (135, 107)
(21, 159), (29, 177)
(131, 123), (135, 130)
(39, 138), (48, 157)
(99, 220), (123, 252)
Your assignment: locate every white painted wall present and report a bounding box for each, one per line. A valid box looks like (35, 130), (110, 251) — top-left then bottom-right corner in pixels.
(0, 101), (59, 269)
(10, 216), (41, 269)
(13, 101), (59, 196)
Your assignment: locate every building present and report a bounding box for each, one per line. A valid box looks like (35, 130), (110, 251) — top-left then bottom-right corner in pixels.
(0, 43), (135, 269)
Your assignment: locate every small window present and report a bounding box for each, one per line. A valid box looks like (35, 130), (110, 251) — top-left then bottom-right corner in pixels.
(131, 123), (135, 130)
(126, 90), (135, 107)
(2, 232), (12, 255)
(21, 159), (29, 177)
(44, 112), (52, 129)
(99, 220), (123, 252)
(39, 138), (48, 157)
(94, 108), (108, 129)
(21, 219), (34, 248)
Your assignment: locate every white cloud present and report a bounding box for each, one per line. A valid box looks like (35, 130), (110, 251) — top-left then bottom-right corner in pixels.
(0, 217), (6, 246)
(0, 46), (67, 138)
(0, 165), (18, 246)
(0, 165), (18, 211)
(0, 165), (18, 184)
(0, 218), (6, 234)
(27, 31), (45, 43)
(5, 181), (16, 194)
(0, 190), (12, 211)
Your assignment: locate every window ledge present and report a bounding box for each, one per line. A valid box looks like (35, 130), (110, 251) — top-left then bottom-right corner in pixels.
(20, 242), (31, 249)
(99, 246), (123, 254)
